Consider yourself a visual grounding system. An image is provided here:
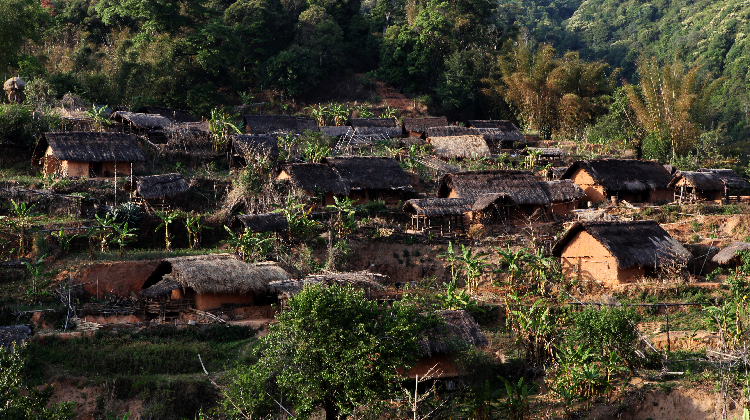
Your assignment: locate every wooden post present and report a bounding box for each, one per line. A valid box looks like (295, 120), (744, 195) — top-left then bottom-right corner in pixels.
(665, 303), (671, 356)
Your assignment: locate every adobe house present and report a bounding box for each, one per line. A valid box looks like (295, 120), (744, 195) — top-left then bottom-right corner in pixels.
(541, 180), (586, 217)
(408, 310), (488, 381)
(552, 221), (691, 285)
(31, 132), (145, 177)
(438, 170), (551, 223)
(135, 173), (190, 209)
(135, 105), (199, 123)
(669, 171), (724, 203)
(403, 117), (448, 138)
(244, 115), (318, 134)
(468, 120), (526, 151)
(325, 156), (413, 204)
(349, 117), (402, 138)
(277, 163), (350, 206)
(427, 135), (491, 159)
(560, 159), (674, 205)
(698, 168), (750, 201)
(231, 134), (279, 166)
(140, 254), (290, 320)
(403, 197), (471, 235)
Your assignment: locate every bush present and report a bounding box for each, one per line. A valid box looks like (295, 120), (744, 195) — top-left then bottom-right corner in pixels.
(566, 307), (641, 369)
(0, 104), (65, 147)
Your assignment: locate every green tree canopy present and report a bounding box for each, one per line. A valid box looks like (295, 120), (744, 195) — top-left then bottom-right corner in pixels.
(0, 0), (47, 72)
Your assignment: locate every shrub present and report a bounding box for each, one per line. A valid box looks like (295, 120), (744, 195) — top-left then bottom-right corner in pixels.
(0, 104), (65, 147)
(566, 307), (641, 370)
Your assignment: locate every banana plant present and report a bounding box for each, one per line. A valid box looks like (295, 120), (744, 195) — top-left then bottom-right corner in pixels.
(22, 255), (51, 304)
(459, 244), (489, 294)
(112, 222), (138, 259)
(155, 210), (180, 251)
(208, 108), (242, 152)
(185, 214), (211, 249)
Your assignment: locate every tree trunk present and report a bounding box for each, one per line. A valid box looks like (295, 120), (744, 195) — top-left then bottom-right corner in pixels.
(324, 399), (339, 420)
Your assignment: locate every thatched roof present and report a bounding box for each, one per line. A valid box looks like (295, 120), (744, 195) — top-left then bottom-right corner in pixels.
(269, 271), (387, 297)
(235, 212), (289, 232)
(232, 135), (279, 161)
(137, 173), (189, 199)
(668, 171), (725, 191)
(403, 198), (471, 216)
(419, 156), (461, 174)
(418, 310), (488, 357)
(469, 120), (519, 130)
(140, 277), (182, 298)
(163, 254), (290, 294)
(3, 77), (25, 90)
(425, 126), (474, 138)
(664, 164), (677, 175)
(111, 111), (173, 130)
(135, 106), (199, 123)
(32, 132), (146, 165)
(403, 117), (448, 133)
(561, 159), (673, 193)
(244, 115), (318, 134)
(0, 325), (32, 350)
(473, 128), (527, 147)
(319, 126), (353, 138)
(698, 169), (750, 189)
(471, 193), (516, 211)
(541, 180), (585, 202)
(428, 135), (491, 159)
(353, 126), (403, 138)
(529, 147), (564, 157)
(712, 242), (750, 265)
(279, 163), (350, 195)
(325, 156), (412, 190)
(550, 166), (569, 179)
(349, 118), (399, 128)
(552, 221), (691, 269)
(438, 170), (551, 205)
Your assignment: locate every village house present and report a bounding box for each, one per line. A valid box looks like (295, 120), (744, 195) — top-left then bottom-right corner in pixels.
(541, 179), (586, 217)
(231, 134), (279, 166)
(697, 168), (750, 201)
(402, 117), (449, 138)
(276, 163), (350, 206)
(349, 117), (402, 138)
(134, 173), (190, 210)
(233, 212), (289, 234)
(402, 197), (471, 235)
(140, 254), (289, 320)
(468, 120), (526, 151)
(427, 135), (491, 159)
(552, 221), (691, 285)
(244, 115), (319, 134)
(325, 156), (413, 204)
(668, 171), (725, 203)
(437, 170), (552, 223)
(32, 132), (145, 178)
(560, 159), (674, 205)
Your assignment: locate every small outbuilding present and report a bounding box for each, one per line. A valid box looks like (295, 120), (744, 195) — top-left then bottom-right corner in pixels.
(712, 242), (750, 267)
(668, 171), (725, 203)
(231, 134), (279, 166)
(32, 132), (145, 177)
(552, 221), (691, 285)
(698, 168), (750, 201)
(234, 212), (289, 233)
(403, 197), (471, 235)
(244, 115), (318, 134)
(349, 118), (402, 138)
(325, 156), (412, 204)
(469, 120), (526, 151)
(428, 135), (491, 159)
(403, 117), (449, 138)
(541, 180), (586, 217)
(561, 159), (674, 204)
(135, 106), (199, 123)
(424, 126), (474, 138)
(135, 173), (190, 208)
(277, 163), (350, 205)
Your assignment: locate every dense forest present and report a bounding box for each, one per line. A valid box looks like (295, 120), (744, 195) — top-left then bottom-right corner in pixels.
(3, 0), (750, 167)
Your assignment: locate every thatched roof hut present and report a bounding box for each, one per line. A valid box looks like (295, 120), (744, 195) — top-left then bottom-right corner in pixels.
(244, 115), (318, 134)
(140, 278), (182, 298)
(552, 221), (691, 269)
(235, 212), (289, 232)
(468, 120), (519, 130)
(278, 163), (350, 196)
(471, 193), (516, 212)
(3, 77), (26, 91)
(403, 117), (448, 135)
(541, 180), (585, 202)
(148, 254), (290, 295)
(428, 135), (491, 159)
(348, 118), (402, 138)
(668, 171), (725, 192)
(561, 159), (673, 194)
(698, 169), (750, 190)
(403, 198), (471, 216)
(549, 166), (569, 180)
(529, 147), (564, 159)
(32, 132), (146, 166)
(111, 111), (173, 130)
(712, 242), (750, 265)
(0, 325), (32, 350)
(425, 126), (474, 138)
(418, 310), (488, 357)
(136, 173), (189, 199)
(438, 170), (551, 205)
(269, 271), (387, 298)
(232, 134), (279, 161)
(325, 156), (411, 190)
(135, 106), (199, 123)
(319, 126), (353, 138)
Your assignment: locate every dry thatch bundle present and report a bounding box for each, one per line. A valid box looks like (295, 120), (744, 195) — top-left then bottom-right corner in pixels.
(425, 126), (474, 137)
(326, 156), (411, 190)
(32, 132), (146, 165)
(403, 117), (448, 134)
(279, 163), (351, 195)
(137, 173), (189, 199)
(244, 115), (318, 134)
(403, 198), (471, 216)
(0, 325), (32, 350)
(232, 135), (279, 161)
(140, 277), (182, 298)
(269, 271), (387, 297)
(698, 169), (750, 190)
(428, 135), (491, 159)
(552, 221), (691, 269)
(668, 171), (725, 192)
(712, 242), (750, 265)
(541, 180), (585, 202)
(235, 212), (289, 232)
(164, 254), (290, 294)
(135, 106), (199, 123)
(561, 159), (673, 193)
(111, 111), (173, 130)
(418, 310), (488, 357)
(438, 170), (551, 205)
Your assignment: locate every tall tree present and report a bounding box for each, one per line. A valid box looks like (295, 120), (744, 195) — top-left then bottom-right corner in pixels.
(0, 0), (46, 72)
